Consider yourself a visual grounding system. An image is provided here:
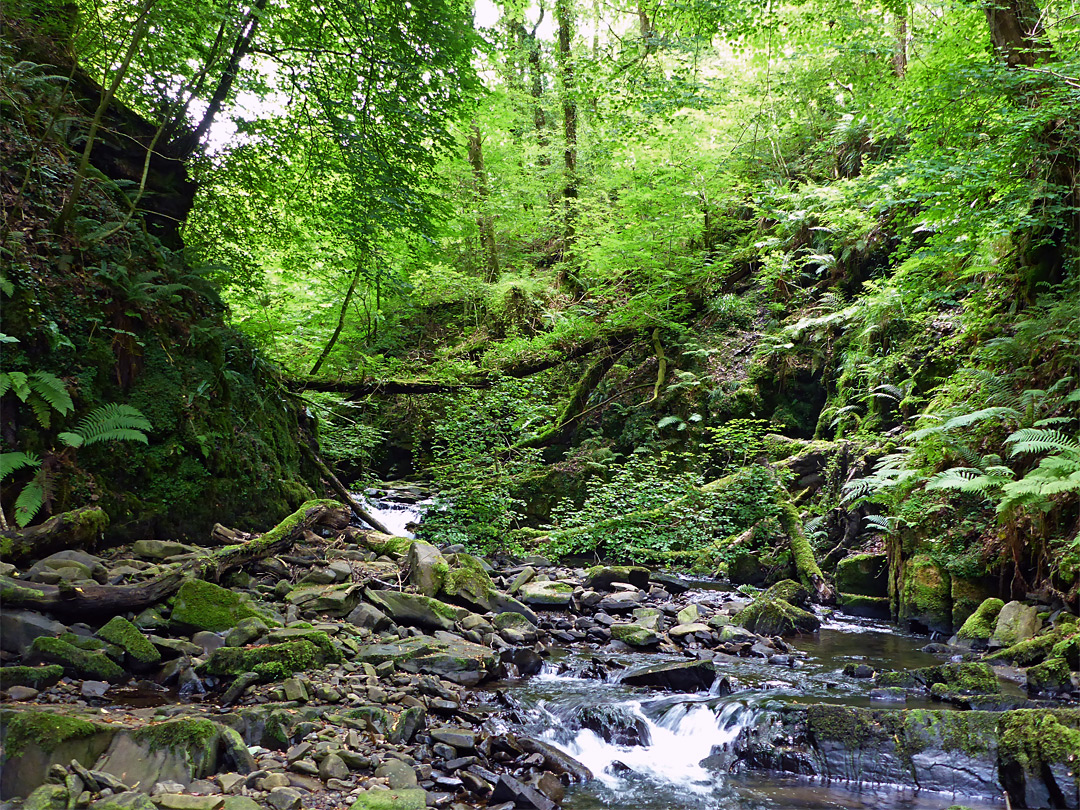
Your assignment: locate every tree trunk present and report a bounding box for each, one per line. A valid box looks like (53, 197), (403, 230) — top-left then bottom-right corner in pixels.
(299, 442), (393, 534)
(310, 256), (364, 376)
(777, 500), (836, 604)
(984, 0), (1052, 67)
(169, 0), (270, 160)
(555, 0), (578, 254)
(0, 507), (108, 565)
(467, 124), (500, 282)
(0, 500), (343, 618)
(892, 12), (908, 78)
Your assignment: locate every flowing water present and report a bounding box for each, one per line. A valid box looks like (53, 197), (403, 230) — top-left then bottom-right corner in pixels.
(498, 612), (1007, 810)
(353, 487), (434, 537)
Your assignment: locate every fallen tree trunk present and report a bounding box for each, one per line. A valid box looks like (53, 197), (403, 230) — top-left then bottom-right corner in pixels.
(777, 500), (836, 605)
(0, 506), (109, 564)
(0, 499), (343, 618)
(299, 443), (393, 535)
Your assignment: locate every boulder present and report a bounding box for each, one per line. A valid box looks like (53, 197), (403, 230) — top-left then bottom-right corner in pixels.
(898, 554), (952, 635)
(440, 554), (538, 622)
(620, 659), (717, 692)
(954, 598), (1005, 649)
(365, 590), (471, 632)
(737, 595), (819, 637)
(25, 637), (125, 682)
(96, 616), (160, 668)
(517, 580), (575, 607)
(0, 665), (64, 691)
(1026, 657), (1073, 695)
(584, 565), (649, 591)
(609, 623), (659, 647)
(676, 604), (703, 626)
(631, 607), (663, 630)
(94, 719), (221, 789)
(353, 636), (498, 686)
(132, 540), (199, 560)
(835, 553), (888, 597)
(991, 601), (1041, 648)
(492, 611), (538, 644)
(170, 580), (272, 632)
(875, 662), (999, 694)
(405, 541), (448, 597)
(349, 789), (427, 810)
(0, 610), (67, 655)
(0, 711), (115, 800)
(669, 622), (711, 640)
(345, 603), (391, 632)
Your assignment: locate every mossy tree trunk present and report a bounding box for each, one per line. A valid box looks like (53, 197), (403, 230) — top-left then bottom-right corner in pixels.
(0, 506), (109, 565)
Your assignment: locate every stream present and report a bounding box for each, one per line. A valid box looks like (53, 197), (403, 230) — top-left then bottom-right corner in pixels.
(358, 491), (1008, 810)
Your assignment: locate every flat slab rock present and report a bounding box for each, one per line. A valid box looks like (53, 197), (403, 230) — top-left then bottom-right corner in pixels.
(353, 636), (498, 686)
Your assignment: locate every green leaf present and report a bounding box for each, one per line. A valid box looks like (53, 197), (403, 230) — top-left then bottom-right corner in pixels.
(29, 371), (74, 416)
(0, 451), (41, 480)
(14, 476), (45, 527)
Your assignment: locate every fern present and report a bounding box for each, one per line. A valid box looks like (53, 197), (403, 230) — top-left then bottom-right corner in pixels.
(58, 404), (152, 447)
(1006, 428), (1080, 457)
(13, 473), (45, 527)
(862, 514), (895, 533)
(0, 451), (41, 479)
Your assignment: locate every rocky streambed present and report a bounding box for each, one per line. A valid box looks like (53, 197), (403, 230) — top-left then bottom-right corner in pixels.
(1, 499), (1078, 810)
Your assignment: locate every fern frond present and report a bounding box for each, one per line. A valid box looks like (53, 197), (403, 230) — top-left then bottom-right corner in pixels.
(6, 372), (29, 401)
(14, 475), (45, 527)
(29, 396), (52, 429)
(657, 416), (683, 429)
(863, 514), (894, 533)
(28, 371), (73, 416)
(1035, 417), (1076, 428)
(0, 451), (42, 479)
(0, 373), (10, 398)
(1006, 428), (1080, 457)
(69, 404), (152, 446)
(940, 407), (1021, 432)
(925, 467), (1012, 495)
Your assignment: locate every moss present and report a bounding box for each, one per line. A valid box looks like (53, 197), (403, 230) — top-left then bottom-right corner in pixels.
(349, 788), (427, 810)
(764, 579), (811, 607)
(28, 637), (125, 682)
(737, 594), (820, 636)
(956, 597), (1005, 643)
(96, 616), (161, 665)
(998, 709), (1080, 783)
(59, 633), (107, 651)
(899, 554), (952, 634)
(3, 710), (102, 758)
(1026, 657), (1072, 693)
(776, 501), (827, 591)
(131, 718), (219, 752)
(363, 534), (413, 557)
(442, 553), (496, 603)
(835, 553), (888, 597)
(170, 579), (271, 632)
(983, 630), (1062, 666)
(200, 639), (334, 681)
(0, 665), (65, 691)
(878, 662), (998, 694)
(610, 623), (659, 646)
(902, 709), (999, 759)
(805, 704), (880, 744)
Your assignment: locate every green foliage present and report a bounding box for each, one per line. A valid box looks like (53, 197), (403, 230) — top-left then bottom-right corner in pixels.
(57, 404), (151, 448)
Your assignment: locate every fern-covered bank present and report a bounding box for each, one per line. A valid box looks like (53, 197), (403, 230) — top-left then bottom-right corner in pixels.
(0, 23), (318, 539)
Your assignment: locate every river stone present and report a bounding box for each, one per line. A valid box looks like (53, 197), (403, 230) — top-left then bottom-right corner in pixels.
(492, 612), (537, 644)
(490, 774), (557, 810)
(374, 760), (418, 789)
(265, 788), (301, 810)
(21, 784), (68, 810)
(509, 566), (536, 593)
(584, 566), (649, 591)
(90, 792), (157, 810)
(365, 590), (471, 632)
(171, 580), (272, 632)
(223, 617), (269, 648)
(349, 788), (427, 810)
(94, 722), (220, 789)
(284, 583), (360, 615)
(669, 622), (711, 640)
(132, 540), (199, 560)
(991, 601), (1041, 648)
(517, 580), (574, 607)
(345, 603), (391, 631)
(631, 608), (663, 631)
(0, 610), (68, 654)
(597, 592), (644, 613)
(953, 597), (1005, 649)
(620, 659), (716, 692)
(676, 604), (703, 626)
(353, 636), (497, 685)
(154, 796), (224, 810)
(318, 753), (349, 782)
(609, 623), (659, 647)
(405, 541), (448, 596)
(429, 727), (475, 750)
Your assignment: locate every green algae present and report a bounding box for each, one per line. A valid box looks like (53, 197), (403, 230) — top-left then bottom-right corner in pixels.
(96, 616), (160, 665)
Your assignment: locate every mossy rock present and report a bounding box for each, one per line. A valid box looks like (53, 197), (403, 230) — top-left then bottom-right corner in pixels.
(21, 784), (69, 810)
(835, 553), (888, 597)
(96, 617), (160, 667)
(584, 565), (649, 591)
(1051, 632), (1080, 670)
(955, 597), (1005, 647)
(405, 540), (448, 597)
(0, 666), (64, 691)
(984, 630), (1062, 667)
(727, 551), (766, 586)
(876, 662), (999, 694)
(899, 554), (952, 634)
(990, 601), (1041, 648)
(610, 623), (660, 647)
(349, 789), (427, 810)
(737, 595), (820, 637)
(200, 638), (338, 682)
(1026, 657), (1073, 695)
(998, 709), (1080, 807)
(764, 579), (812, 608)
(95, 719), (221, 789)
(517, 580), (575, 607)
(170, 580), (272, 632)
(950, 577), (994, 632)
(26, 637), (125, 682)
(361, 533), (413, 558)
(0, 709), (115, 800)
(837, 593), (891, 620)
(366, 590), (472, 633)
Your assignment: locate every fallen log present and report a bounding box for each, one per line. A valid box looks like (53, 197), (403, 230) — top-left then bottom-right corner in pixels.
(299, 443), (393, 535)
(0, 499), (343, 618)
(0, 506), (109, 564)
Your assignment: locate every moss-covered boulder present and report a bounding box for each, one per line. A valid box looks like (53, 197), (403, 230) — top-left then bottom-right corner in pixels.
(984, 630), (1062, 667)
(0, 709), (115, 800)
(954, 597), (1005, 649)
(610, 623), (660, 647)
(171, 580), (272, 632)
(737, 594), (820, 637)
(360, 533), (413, 558)
(96, 616), (160, 668)
(284, 583), (361, 616)
(876, 662), (999, 694)
(95, 719), (221, 789)
(837, 593), (891, 620)
(517, 580), (574, 607)
(898, 554), (952, 634)
(349, 789), (427, 810)
(950, 577), (994, 632)
(200, 636), (339, 682)
(835, 553), (888, 597)
(365, 590), (472, 632)
(25, 637), (125, 682)
(438, 554), (538, 622)
(21, 784), (69, 810)
(764, 579), (812, 608)
(998, 709), (1080, 809)
(1026, 657), (1073, 695)
(0, 666), (64, 691)
(1052, 632), (1080, 670)
(492, 611), (538, 645)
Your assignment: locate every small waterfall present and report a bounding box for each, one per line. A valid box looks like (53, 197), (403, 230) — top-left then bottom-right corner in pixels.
(352, 490), (432, 537)
(540, 696), (761, 793)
